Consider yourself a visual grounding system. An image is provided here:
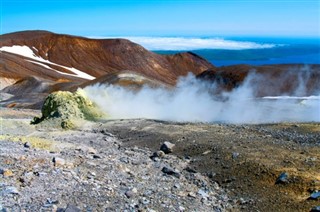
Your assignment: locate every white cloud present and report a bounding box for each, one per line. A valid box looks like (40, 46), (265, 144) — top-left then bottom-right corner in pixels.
(91, 36), (280, 50)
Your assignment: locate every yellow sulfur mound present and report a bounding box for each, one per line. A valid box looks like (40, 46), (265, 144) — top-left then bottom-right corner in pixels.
(31, 89), (105, 129)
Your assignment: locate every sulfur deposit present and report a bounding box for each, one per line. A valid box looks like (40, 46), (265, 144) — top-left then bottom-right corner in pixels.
(32, 89), (104, 129)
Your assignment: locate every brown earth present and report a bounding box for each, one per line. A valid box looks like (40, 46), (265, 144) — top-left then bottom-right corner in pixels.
(101, 119), (320, 212)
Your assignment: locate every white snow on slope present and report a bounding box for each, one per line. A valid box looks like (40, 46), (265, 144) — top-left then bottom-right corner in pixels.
(0, 45), (95, 80)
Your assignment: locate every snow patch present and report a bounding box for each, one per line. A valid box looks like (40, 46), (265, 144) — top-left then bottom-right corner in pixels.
(0, 45), (95, 80)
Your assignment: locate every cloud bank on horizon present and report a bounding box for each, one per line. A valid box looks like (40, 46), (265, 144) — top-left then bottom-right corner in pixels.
(90, 36), (281, 51)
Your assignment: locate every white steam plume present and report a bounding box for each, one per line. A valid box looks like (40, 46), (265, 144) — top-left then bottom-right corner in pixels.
(84, 73), (320, 124)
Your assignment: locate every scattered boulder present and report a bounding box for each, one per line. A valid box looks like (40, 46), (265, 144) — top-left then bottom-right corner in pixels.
(160, 141), (175, 154)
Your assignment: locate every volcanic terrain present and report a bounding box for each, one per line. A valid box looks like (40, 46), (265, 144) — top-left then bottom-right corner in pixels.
(0, 31), (320, 211)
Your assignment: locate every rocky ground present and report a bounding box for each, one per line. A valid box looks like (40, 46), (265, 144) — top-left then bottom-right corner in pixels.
(1, 108), (320, 211)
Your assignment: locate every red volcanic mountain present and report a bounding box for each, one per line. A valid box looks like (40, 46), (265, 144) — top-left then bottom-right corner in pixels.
(0, 30), (213, 85)
(0, 30), (213, 108)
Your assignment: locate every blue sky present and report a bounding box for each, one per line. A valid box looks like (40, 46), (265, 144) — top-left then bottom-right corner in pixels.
(1, 0), (319, 37)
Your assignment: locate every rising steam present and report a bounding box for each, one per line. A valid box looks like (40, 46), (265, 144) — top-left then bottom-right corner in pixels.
(83, 73), (320, 124)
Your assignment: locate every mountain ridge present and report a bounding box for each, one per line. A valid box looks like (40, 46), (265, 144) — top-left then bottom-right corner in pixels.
(0, 30), (214, 85)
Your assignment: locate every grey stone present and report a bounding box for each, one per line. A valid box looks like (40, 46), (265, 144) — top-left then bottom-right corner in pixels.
(125, 188), (137, 198)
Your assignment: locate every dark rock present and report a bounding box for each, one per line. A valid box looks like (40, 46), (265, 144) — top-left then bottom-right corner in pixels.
(161, 167), (181, 178)
(275, 172), (289, 184)
(93, 154), (102, 159)
(160, 141), (175, 154)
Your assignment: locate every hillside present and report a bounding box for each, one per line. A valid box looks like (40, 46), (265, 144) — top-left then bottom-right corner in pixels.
(0, 30), (213, 85)
(0, 30), (213, 108)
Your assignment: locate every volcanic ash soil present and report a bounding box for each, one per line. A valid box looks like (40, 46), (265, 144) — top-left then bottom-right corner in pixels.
(0, 108), (320, 211)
